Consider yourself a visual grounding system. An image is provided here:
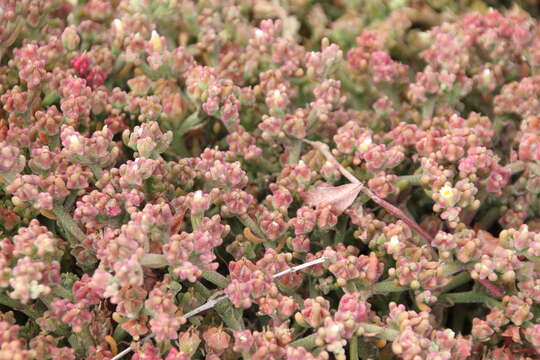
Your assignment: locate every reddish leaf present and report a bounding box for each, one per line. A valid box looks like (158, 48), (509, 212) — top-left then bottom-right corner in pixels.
(478, 279), (504, 298)
(502, 325), (522, 344)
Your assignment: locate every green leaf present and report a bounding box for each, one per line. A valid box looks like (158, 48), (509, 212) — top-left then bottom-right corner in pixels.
(61, 272), (80, 291)
(176, 111), (203, 137)
(18, 320), (40, 342)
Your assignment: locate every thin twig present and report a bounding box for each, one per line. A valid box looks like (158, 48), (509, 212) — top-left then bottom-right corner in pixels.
(271, 256), (327, 278)
(183, 295), (229, 318)
(111, 256), (327, 360)
(111, 345), (133, 360)
(52, 205), (87, 244)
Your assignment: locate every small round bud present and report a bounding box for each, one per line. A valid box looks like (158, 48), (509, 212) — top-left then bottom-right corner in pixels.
(502, 270), (516, 283)
(375, 338), (387, 348)
(294, 312), (308, 327)
(61, 26), (80, 51)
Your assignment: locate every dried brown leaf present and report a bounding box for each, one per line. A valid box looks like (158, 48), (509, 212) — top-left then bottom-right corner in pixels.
(304, 183), (363, 214)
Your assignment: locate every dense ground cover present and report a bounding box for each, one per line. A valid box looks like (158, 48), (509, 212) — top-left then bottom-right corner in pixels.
(1, 0), (540, 359)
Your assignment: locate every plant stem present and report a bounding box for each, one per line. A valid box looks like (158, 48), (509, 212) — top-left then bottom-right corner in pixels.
(89, 164), (103, 179)
(138, 256), (229, 288)
(191, 215), (202, 232)
(288, 139), (303, 165)
(113, 324), (128, 343)
(349, 336), (359, 360)
(290, 333), (318, 349)
(443, 291), (503, 309)
(337, 71), (363, 96)
(442, 262), (463, 276)
(214, 298), (244, 331)
(192, 281), (212, 298)
(53, 284), (76, 301)
(334, 216), (348, 245)
(52, 204), (86, 244)
(170, 130), (190, 158)
(140, 253), (169, 268)
(438, 272), (471, 293)
(0, 171), (15, 184)
(0, 293), (42, 319)
(201, 270), (229, 288)
(41, 91), (60, 107)
(318, 230), (331, 247)
(396, 174), (422, 191)
(255, 157), (279, 173)
(421, 98), (436, 120)
(358, 323), (399, 341)
(372, 279), (406, 293)
(81, 325), (95, 349)
(64, 192), (78, 212)
(239, 214), (270, 245)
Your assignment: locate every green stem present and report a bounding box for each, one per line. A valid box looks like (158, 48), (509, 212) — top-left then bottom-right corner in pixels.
(52, 205), (86, 244)
(49, 134), (60, 151)
(41, 91), (60, 107)
(443, 291), (503, 309)
(0, 171), (15, 185)
(201, 270), (229, 288)
(111, 56), (126, 73)
(191, 215), (202, 232)
(421, 97), (436, 120)
(0, 293), (42, 319)
(214, 298), (244, 331)
(158, 340), (172, 354)
(113, 324), (128, 343)
(396, 174), (422, 191)
(255, 157), (279, 173)
(318, 230), (331, 247)
(377, 83), (400, 108)
(290, 333), (318, 349)
(337, 71), (363, 96)
(239, 214), (270, 245)
(88, 164), (103, 180)
(358, 323), (399, 341)
(140, 253), (169, 268)
(81, 325), (95, 349)
(64, 192), (78, 212)
(349, 336), (359, 360)
(192, 281), (212, 298)
(40, 295), (53, 307)
(288, 139), (303, 165)
(170, 131), (190, 158)
(53, 284), (75, 301)
(334, 216), (348, 245)
(438, 272), (471, 293)
(372, 279), (407, 293)
(442, 262), (463, 277)
(308, 277), (318, 298)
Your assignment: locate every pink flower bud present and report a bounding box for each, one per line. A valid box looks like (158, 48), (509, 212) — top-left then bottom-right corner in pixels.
(233, 329), (254, 353)
(203, 327), (231, 354)
(299, 297), (331, 328)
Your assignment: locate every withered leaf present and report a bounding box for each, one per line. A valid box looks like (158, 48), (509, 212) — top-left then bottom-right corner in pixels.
(304, 183), (363, 214)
